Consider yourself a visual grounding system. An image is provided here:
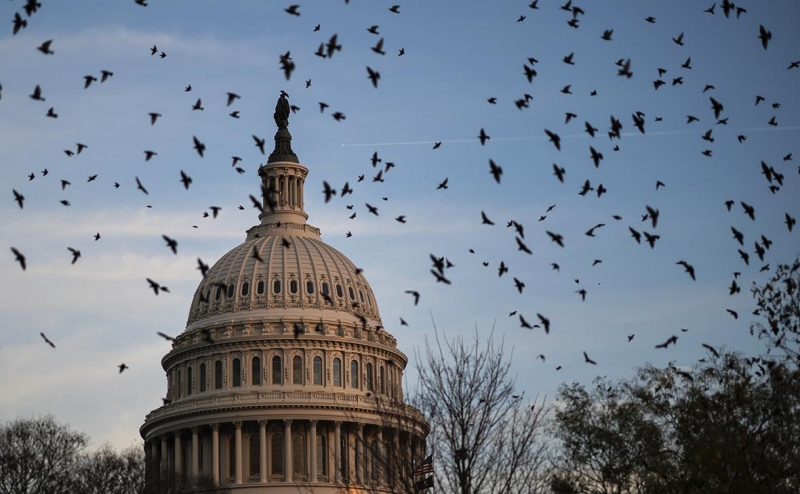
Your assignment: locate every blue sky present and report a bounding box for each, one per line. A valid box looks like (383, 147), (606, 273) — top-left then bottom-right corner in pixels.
(1, 0), (798, 450)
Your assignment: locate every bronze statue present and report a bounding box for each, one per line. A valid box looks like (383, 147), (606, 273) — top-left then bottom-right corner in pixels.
(274, 90), (290, 130)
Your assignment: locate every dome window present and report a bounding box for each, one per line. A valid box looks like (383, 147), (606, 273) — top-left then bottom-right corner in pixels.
(252, 357), (261, 385)
(350, 360), (359, 389)
(336, 284), (343, 298)
(227, 284), (234, 298)
(290, 280), (298, 294)
(313, 356), (322, 385)
(306, 281), (314, 294)
(187, 366), (193, 396)
(273, 280), (281, 294)
(232, 358), (241, 387)
(199, 363), (207, 392)
(292, 356), (303, 385)
(272, 356), (282, 385)
(333, 358), (342, 387)
(241, 282), (249, 297)
(348, 287), (355, 300)
(257, 280), (265, 295)
(322, 282), (329, 296)
(214, 361), (223, 389)
(359, 290), (365, 303)
(366, 363), (374, 392)
(215, 286), (222, 301)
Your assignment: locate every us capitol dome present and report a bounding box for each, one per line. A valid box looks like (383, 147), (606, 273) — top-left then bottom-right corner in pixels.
(140, 93), (430, 493)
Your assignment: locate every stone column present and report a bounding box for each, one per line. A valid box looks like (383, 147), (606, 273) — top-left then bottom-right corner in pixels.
(174, 431), (183, 482)
(259, 420), (268, 483)
(211, 424), (220, 485)
(376, 427), (384, 485)
(334, 421), (342, 484)
(234, 422), (243, 484)
(394, 432), (401, 485)
(309, 420), (318, 482)
(191, 427), (199, 477)
(356, 423), (364, 484)
(284, 419), (293, 482)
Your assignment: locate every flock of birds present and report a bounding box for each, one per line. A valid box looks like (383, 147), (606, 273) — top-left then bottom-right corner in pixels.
(5, 0), (800, 378)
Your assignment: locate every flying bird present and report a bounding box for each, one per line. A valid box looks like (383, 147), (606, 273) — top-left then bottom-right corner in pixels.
(40, 332), (55, 348)
(10, 247), (26, 270)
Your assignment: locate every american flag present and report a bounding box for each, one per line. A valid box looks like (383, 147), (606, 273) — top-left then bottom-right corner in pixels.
(413, 454), (434, 476)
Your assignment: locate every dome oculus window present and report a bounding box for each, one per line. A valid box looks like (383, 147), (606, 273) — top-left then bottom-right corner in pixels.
(215, 286), (222, 301)
(321, 282), (329, 296)
(227, 284), (234, 298)
(257, 280), (265, 295)
(241, 282), (249, 297)
(336, 284), (343, 298)
(273, 280), (281, 294)
(290, 280), (298, 294)
(306, 281), (314, 294)
(348, 287), (355, 300)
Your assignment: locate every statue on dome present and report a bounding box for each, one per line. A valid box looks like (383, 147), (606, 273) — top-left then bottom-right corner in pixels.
(274, 90), (290, 130)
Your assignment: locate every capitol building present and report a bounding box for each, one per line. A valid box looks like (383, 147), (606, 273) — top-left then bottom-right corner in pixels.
(140, 95), (430, 493)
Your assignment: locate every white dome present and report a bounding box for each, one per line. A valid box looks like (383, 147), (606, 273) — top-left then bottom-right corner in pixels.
(185, 224), (382, 333)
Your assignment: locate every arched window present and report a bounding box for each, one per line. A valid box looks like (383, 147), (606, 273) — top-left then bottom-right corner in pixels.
(322, 282), (329, 296)
(313, 356), (323, 385)
(290, 280), (298, 294)
(306, 281), (314, 294)
(215, 286), (222, 301)
(293, 433), (306, 479)
(371, 440), (379, 481)
(215, 360), (223, 389)
(252, 357), (262, 385)
(333, 358), (342, 387)
(200, 363), (207, 392)
(241, 282), (249, 297)
(187, 366), (193, 396)
(336, 284), (343, 298)
(293, 356), (303, 385)
(227, 284), (234, 298)
(249, 435), (260, 477)
(348, 286), (355, 299)
(379, 366), (385, 395)
(273, 280), (281, 294)
(317, 434), (327, 477)
(257, 280), (265, 295)
(271, 434), (283, 476)
(366, 363), (374, 392)
(177, 369), (182, 398)
(351, 360), (359, 389)
(359, 290), (364, 303)
(232, 358), (241, 387)
(272, 356), (282, 385)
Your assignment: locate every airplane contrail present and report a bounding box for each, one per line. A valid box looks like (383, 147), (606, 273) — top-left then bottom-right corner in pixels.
(341, 125), (800, 147)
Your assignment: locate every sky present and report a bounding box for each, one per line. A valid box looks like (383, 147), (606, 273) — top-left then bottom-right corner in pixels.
(1, 0), (798, 452)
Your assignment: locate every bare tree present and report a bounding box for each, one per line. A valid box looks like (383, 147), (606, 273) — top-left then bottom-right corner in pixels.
(0, 415), (88, 494)
(750, 257), (800, 365)
(413, 329), (551, 494)
(72, 445), (145, 494)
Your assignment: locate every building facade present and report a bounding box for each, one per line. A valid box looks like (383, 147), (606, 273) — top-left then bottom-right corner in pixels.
(140, 95), (429, 493)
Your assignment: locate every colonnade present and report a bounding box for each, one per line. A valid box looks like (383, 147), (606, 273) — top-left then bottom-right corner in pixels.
(264, 170), (305, 211)
(145, 419), (425, 489)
